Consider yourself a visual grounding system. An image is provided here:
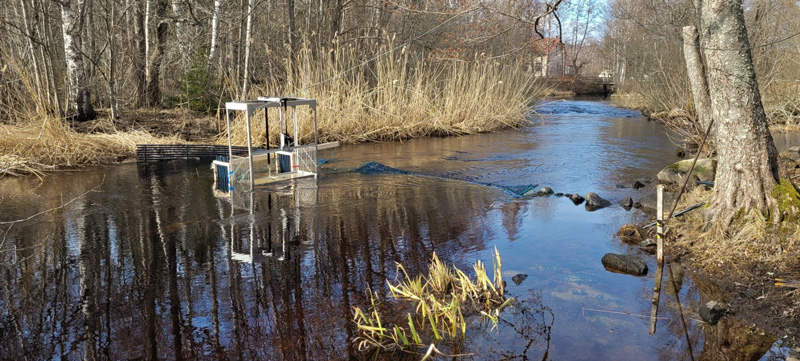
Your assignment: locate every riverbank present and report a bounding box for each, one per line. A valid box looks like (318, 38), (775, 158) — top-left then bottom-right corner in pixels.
(638, 158), (800, 350)
(1, 59), (542, 178)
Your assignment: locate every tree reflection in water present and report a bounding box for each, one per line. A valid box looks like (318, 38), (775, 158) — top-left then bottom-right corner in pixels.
(0, 161), (551, 360)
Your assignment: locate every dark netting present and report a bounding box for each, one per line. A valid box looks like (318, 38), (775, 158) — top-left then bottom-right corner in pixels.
(353, 161), (537, 197)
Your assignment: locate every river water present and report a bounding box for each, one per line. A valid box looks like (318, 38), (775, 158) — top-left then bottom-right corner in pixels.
(0, 100), (792, 360)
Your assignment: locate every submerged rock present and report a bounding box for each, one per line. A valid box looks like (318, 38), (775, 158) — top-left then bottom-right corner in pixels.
(512, 274), (529, 286)
(555, 192), (564, 197)
(538, 187), (554, 196)
(569, 193), (585, 205)
(585, 192), (611, 211)
(601, 253), (648, 276)
(699, 301), (728, 325)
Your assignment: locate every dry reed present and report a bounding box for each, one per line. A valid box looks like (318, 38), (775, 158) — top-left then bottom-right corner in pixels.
(0, 51), (184, 177)
(0, 118), (181, 177)
(223, 40), (544, 147)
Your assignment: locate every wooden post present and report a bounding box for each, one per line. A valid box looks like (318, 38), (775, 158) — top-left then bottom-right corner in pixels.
(649, 184), (665, 334)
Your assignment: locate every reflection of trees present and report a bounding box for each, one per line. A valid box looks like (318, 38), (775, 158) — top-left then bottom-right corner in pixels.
(0, 165), (506, 360)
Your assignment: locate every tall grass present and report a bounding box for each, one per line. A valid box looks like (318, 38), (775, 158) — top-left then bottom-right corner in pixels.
(224, 40), (545, 147)
(0, 52), (186, 177)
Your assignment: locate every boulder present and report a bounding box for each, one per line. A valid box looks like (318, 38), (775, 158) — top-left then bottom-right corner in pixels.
(699, 301), (728, 325)
(601, 253), (648, 276)
(512, 274), (529, 286)
(633, 181), (645, 190)
(585, 192), (611, 211)
(632, 202), (642, 209)
(657, 158), (717, 185)
(620, 197), (633, 210)
(555, 192), (564, 197)
(789, 146), (800, 153)
(640, 176), (655, 184)
(638, 192), (678, 213)
(538, 187), (554, 196)
(569, 193), (585, 205)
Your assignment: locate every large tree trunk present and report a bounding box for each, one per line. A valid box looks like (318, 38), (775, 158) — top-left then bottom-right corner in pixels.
(700, 0), (779, 225)
(60, 0), (96, 121)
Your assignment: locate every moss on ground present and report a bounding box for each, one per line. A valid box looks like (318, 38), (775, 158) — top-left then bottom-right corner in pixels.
(771, 179), (800, 223)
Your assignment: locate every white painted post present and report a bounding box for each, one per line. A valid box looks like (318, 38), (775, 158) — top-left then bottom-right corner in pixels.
(649, 184), (665, 335)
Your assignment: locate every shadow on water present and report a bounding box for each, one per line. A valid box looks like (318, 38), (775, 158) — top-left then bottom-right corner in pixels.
(1, 100), (795, 360)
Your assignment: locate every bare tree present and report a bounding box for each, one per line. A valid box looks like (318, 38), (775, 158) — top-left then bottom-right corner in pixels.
(60, 0), (96, 121)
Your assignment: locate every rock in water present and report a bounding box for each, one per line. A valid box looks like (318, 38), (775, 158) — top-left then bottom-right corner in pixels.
(569, 193), (585, 205)
(633, 181), (645, 190)
(699, 301), (728, 325)
(620, 197), (633, 209)
(585, 192), (611, 211)
(538, 187), (554, 196)
(512, 274), (529, 286)
(601, 253), (648, 276)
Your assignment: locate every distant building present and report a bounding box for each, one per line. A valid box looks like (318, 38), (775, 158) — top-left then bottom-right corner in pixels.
(531, 38), (565, 77)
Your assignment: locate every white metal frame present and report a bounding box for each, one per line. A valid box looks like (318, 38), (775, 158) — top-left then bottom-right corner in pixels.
(218, 97), (325, 193)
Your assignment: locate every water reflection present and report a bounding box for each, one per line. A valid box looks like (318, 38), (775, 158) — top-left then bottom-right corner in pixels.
(1, 159), (527, 360)
(1, 100), (791, 360)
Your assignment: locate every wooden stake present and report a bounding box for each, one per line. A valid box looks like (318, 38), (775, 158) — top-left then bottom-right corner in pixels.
(649, 184), (665, 335)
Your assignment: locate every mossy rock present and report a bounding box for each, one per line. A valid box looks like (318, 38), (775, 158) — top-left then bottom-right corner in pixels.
(771, 179), (800, 222)
(658, 158), (717, 184)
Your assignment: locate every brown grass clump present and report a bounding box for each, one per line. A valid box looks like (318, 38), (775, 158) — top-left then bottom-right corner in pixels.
(669, 187), (800, 276)
(0, 116), (181, 177)
(223, 40), (545, 147)
(617, 224), (645, 244)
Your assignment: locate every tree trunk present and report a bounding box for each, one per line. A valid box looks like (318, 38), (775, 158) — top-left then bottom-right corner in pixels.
(170, 0), (187, 65)
(20, 0), (44, 112)
(209, 0), (222, 65)
(700, 0), (779, 225)
(132, 0), (147, 107)
(682, 25), (713, 134)
(241, 0), (255, 97)
(147, 0), (168, 106)
(60, 0), (96, 121)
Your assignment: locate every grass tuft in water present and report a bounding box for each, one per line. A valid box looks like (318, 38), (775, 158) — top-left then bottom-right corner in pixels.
(353, 247), (509, 355)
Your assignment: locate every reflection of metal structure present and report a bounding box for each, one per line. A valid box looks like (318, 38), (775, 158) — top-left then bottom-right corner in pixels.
(210, 97), (329, 264)
(227, 178), (319, 264)
(212, 97), (338, 196)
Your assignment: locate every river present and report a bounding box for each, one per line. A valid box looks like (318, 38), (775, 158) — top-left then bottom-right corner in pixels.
(0, 100), (793, 360)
